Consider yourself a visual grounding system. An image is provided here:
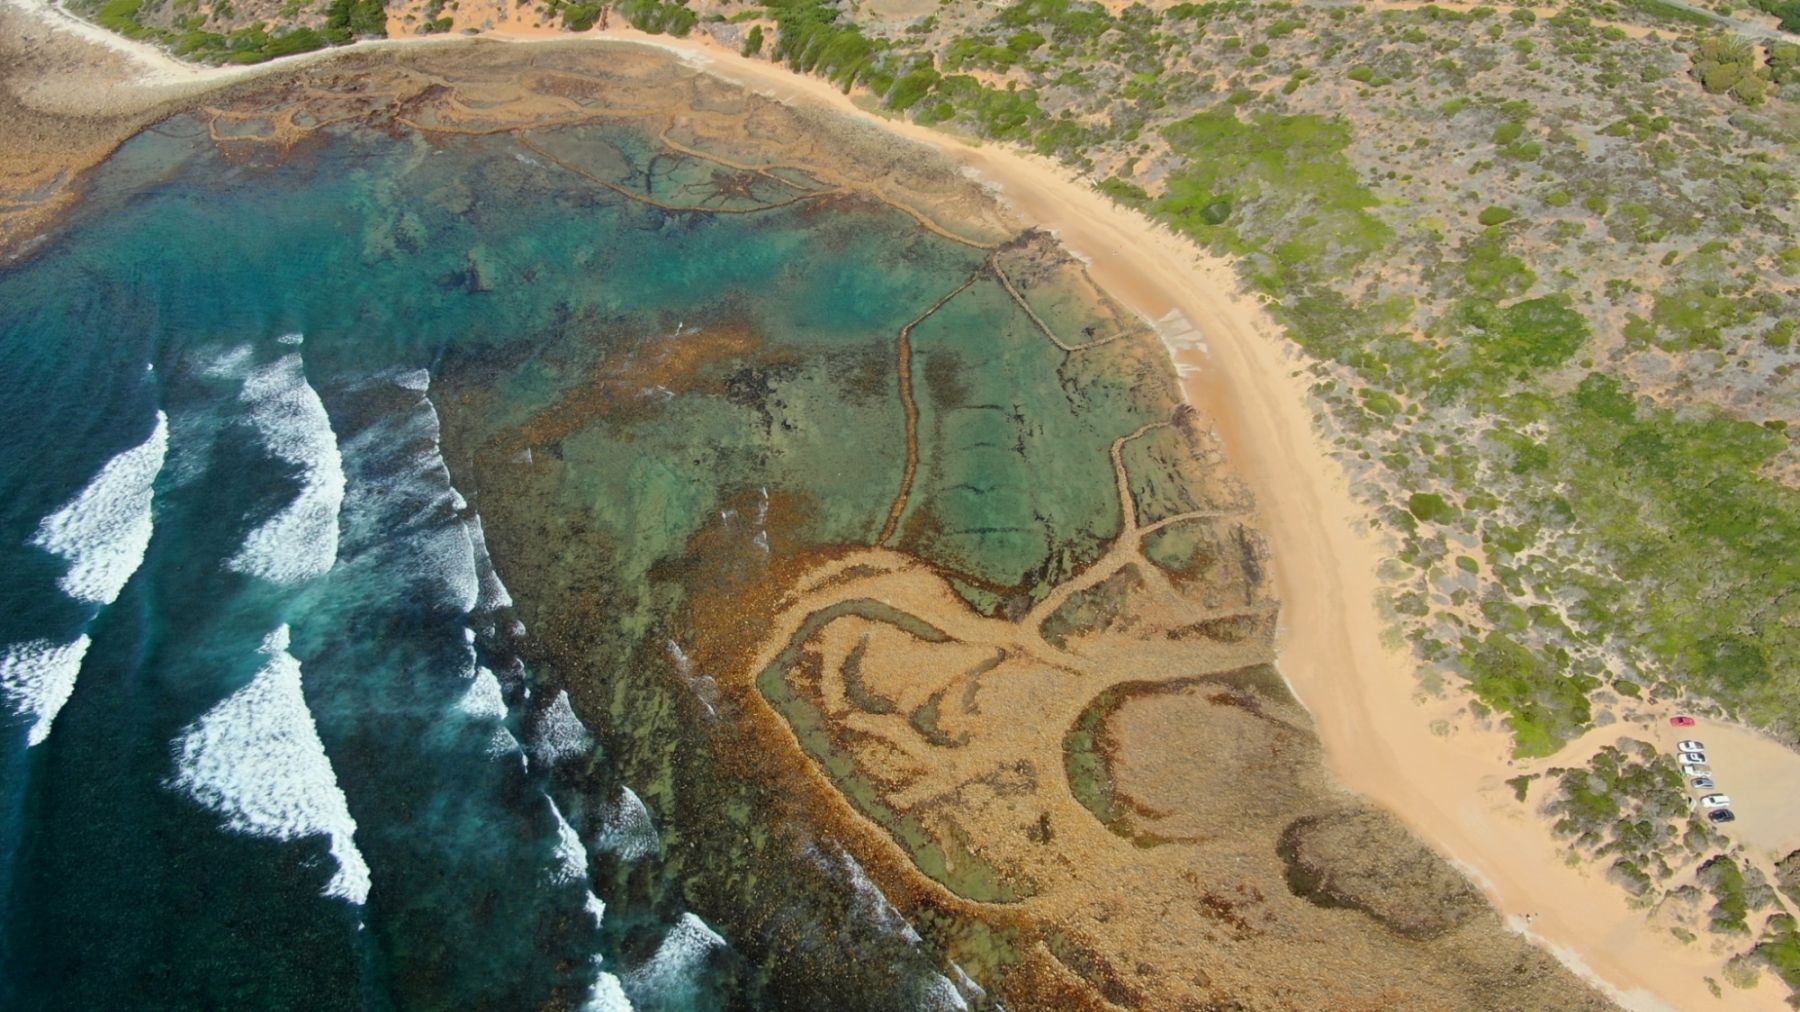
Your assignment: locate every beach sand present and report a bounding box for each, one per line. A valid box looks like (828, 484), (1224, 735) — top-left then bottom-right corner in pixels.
(6, 8), (1800, 1007)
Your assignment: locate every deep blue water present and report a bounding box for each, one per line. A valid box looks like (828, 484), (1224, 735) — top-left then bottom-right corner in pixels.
(0, 114), (986, 1011)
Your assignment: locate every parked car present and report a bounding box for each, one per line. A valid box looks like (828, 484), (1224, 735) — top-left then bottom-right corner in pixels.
(1700, 794), (1732, 809)
(1677, 740), (1705, 751)
(1708, 810), (1736, 824)
(1691, 776), (1716, 789)
(1670, 715), (1696, 727)
(1679, 751), (1708, 763)
(1682, 763), (1712, 776)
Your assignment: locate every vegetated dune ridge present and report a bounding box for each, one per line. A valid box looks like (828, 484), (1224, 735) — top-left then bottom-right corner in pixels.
(0, 7), (1793, 1008)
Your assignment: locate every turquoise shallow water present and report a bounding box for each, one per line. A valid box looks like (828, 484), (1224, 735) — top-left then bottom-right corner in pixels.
(0, 113), (993, 1010)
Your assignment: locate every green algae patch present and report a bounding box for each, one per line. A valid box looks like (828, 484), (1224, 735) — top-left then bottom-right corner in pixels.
(897, 277), (1152, 611)
(1062, 684), (1136, 840)
(1119, 424), (1217, 528)
(1142, 521), (1219, 585)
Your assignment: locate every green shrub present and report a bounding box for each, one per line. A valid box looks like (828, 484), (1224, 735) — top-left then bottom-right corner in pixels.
(1407, 492), (1457, 522)
(619, 0), (698, 37)
(1466, 632), (1594, 756)
(1478, 205), (1516, 226)
(324, 0), (388, 40)
(1691, 35), (1772, 106)
(563, 3), (602, 30)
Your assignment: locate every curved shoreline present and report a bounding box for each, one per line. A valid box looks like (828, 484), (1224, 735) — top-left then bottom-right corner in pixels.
(5, 7), (1794, 1008)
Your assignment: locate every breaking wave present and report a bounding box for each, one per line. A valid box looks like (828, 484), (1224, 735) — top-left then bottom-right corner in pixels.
(595, 787), (659, 864)
(392, 368), (431, 392)
(226, 354), (345, 585)
(168, 625), (370, 905)
(582, 970), (634, 1012)
(466, 515), (513, 612)
(546, 798), (591, 888)
(527, 689), (593, 769)
(458, 666), (508, 722)
(806, 841), (974, 1010)
(31, 411), (169, 606)
(0, 636), (92, 747)
(624, 913), (727, 1006)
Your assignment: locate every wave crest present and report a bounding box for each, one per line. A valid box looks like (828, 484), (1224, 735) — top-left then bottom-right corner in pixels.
(169, 625), (370, 904)
(0, 636), (92, 747)
(32, 412), (169, 606)
(226, 355), (345, 585)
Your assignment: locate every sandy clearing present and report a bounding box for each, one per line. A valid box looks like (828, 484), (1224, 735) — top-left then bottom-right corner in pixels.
(1649, 717), (1800, 862)
(7, 6), (1800, 1006)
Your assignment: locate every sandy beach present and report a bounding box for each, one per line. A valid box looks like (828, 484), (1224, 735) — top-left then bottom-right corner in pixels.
(6, 7), (1800, 1007)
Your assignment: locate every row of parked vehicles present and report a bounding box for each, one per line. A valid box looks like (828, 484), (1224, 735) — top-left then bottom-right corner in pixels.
(1671, 719), (1736, 824)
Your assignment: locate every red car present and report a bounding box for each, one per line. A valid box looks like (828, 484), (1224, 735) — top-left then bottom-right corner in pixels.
(1670, 715), (1696, 727)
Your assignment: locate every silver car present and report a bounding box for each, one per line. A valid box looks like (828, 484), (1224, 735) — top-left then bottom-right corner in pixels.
(1679, 751), (1707, 764)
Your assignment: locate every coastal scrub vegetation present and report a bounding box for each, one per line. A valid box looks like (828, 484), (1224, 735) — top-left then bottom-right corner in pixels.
(76, 0), (386, 64)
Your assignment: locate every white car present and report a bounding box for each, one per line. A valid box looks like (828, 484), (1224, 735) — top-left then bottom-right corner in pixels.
(1679, 751), (1707, 764)
(1700, 794), (1732, 809)
(1677, 739), (1705, 751)
(1682, 762), (1712, 776)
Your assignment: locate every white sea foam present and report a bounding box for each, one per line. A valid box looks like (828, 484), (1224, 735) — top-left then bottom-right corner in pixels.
(805, 841), (974, 1008)
(456, 666), (520, 759)
(417, 514), (479, 613)
(585, 890), (607, 927)
(546, 798), (590, 887)
(596, 787), (659, 863)
(809, 842), (917, 942)
(527, 689), (593, 768)
(357, 392), (480, 612)
(465, 515), (514, 612)
(626, 913), (726, 1001)
(664, 639), (719, 718)
(0, 636), (91, 747)
(275, 332), (304, 346)
(226, 355), (345, 585)
(915, 974), (972, 1012)
(198, 344), (256, 379)
(459, 666), (507, 721)
(169, 626), (371, 905)
(581, 970), (634, 1012)
(32, 411), (168, 605)
(393, 368), (431, 392)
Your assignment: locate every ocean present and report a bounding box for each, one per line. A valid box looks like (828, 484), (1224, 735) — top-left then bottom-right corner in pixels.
(0, 108), (1000, 1010)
